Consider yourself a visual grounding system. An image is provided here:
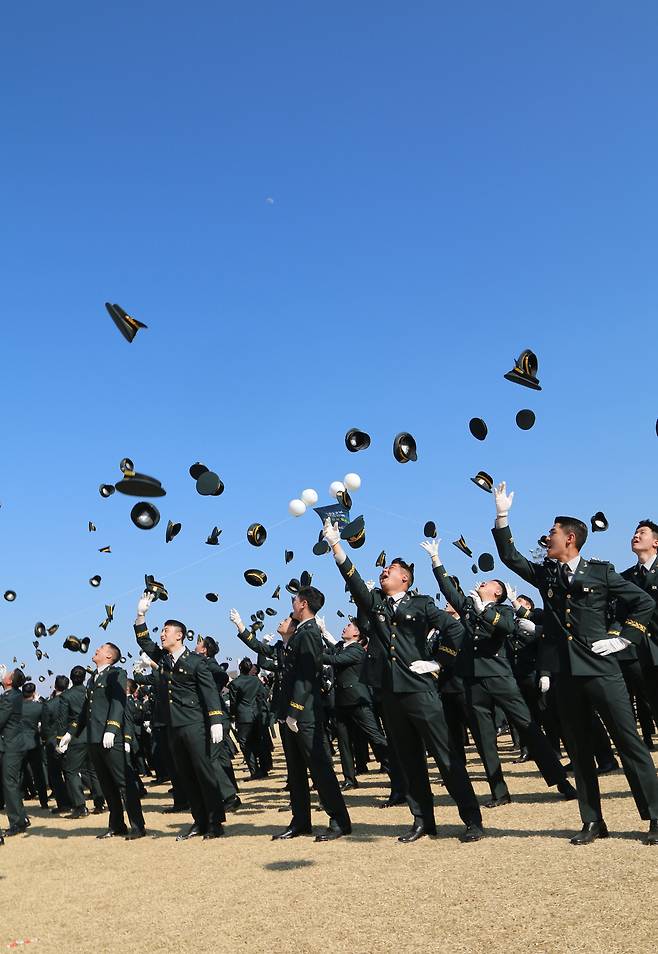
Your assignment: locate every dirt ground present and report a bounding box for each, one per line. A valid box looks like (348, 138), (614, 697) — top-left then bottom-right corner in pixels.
(2, 737), (657, 954)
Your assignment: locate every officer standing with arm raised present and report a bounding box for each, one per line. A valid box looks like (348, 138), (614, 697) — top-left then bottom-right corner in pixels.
(322, 518), (484, 843)
(491, 481), (658, 845)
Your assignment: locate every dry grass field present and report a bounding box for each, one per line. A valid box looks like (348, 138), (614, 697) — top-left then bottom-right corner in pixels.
(2, 737), (657, 954)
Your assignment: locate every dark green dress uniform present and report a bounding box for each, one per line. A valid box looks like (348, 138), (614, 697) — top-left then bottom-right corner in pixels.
(20, 699), (48, 807)
(229, 673), (265, 778)
(493, 523), (658, 825)
(73, 664), (145, 835)
(614, 559), (658, 740)
(0, 688), (28, 831)
(41, 693), (71, 810)
(338, 555), (482, 835)
(61, 682), (102, 811)
(275, 617), (351, 835)
(205, 658), (239, 801)
(321, 641), (390, 787)
(134, 624), (226, 833)
(434, 565), (571, 804)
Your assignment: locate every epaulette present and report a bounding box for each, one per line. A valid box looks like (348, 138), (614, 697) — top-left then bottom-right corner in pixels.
(588, 558), (610, 566)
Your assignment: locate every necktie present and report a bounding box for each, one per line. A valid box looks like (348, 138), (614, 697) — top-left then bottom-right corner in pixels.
(559, 563), (572, 588)
(162, 653), (174, 672)
(388, 597), (396, 616)
(639, 565), (648, 582)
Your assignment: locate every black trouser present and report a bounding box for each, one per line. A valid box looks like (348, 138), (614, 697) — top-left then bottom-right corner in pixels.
(210, 717), (238, 802)
(464, 675), (568, 801)
(555, 670), (658, 824)
(381, 689), (482, 831)
(281, 718), (350, 832)
(619, 658), (657, 741)
(169, 722), (225, 831)
(335, 702), (389, 784)
(1, 750), (27, 828)
(88, 741), (145, 833)
(440, 691), (470, 766)
(509, 673), (543, 749)
(150, 725), (170, 781)
(45, 741), (71, 809)
(64, 743), (103, 808)
(21, 746), (48, 804)
(235, 720), (260, 777)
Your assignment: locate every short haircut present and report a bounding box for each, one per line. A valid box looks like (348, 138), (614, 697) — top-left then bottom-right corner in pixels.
(70, 665), (87, 686)
(239, 657), (253, 675)
(164, 619), (186, 641)
(201, 636), (219, 658)
(12, 669), (26, 690)
(391, 557), (414, 586)
(554, 516), (588, 551)
(518, 594), (535, 611)
(22, 681), (36, 697)
(636, 519), (658, 538)
(54, 675), (70, 692)
(493, 580), (508, 605)
(126, 678), (136, 693)
(297, 586), (325, 615)
(105, 642), (121, 664)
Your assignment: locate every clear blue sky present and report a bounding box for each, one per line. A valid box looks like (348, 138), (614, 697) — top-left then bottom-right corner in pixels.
(2, 1), (657, 681)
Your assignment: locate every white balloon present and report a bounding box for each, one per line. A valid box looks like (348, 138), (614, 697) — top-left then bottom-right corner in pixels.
(288, 498), (307, 517)
(343, 473), (361, 491)
(300, 488), (318, 506)
(329, 480), (346, 499)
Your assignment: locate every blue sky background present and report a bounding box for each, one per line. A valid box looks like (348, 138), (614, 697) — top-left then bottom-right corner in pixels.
(2, 1), (657, 682)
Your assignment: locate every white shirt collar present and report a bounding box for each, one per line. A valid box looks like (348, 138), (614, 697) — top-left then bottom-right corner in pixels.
(96, 663), (111, 675)
(171, 645), (186, 664)
(389, 591), (407, 605)
(642, 555), (657, 572)
(563, 556), (581, 574)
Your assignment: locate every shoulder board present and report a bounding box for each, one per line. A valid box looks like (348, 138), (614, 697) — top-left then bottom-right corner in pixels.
(587, 558), (610, 565)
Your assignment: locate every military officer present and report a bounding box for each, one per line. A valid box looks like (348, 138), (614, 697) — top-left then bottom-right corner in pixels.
(58, 643), (146, 839)
(491, 481), (658, 845)
(194, 637), (240, 810)
(134, 593), (226, 840)
(231, 588), (352, 842)
(57, 666), (105, 817)
(0, 669), (29, 835)
(323, 518), (484, 843)
(41, 675), (72, 814)
(229, 658), (267, 779)
(423, 539), (576, 807)
(19, 682), (48, 808)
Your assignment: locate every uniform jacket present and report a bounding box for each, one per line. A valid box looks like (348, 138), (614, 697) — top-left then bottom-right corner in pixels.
(492, 524), (654, 677)
(322, 641), (372, 707)
(339, 555), (464, 693)
(73, 665), (127, 746)
(237, 626), (286, 713)
(0, 688), (26, 753)
(433, 564), (515, 678)
(41, 694), (67, 744)
(60, 684), (88, 747)
(134, 624), (223, 728)
(228, 674), (262, 722)
(506, 609), (540, 680)
(279, 618), (325, 724)
(613, 562), (658, 667)
(20, 699), (44, 751)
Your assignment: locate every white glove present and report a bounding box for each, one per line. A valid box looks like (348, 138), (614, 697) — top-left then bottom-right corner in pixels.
(316, 615), (327, 633)
(506, 583), (518, 603)
(592, 637), (631, 656)
(144, 721), (151, 735)
(468, 589), (485, 614)
(420, 539), (440, 561)
(539, 676), (550, 693)
(517, 617), (536, 634)
(56, 731), (72, 754)
(210, 723), (223, 744)
(102, 731), (115, 749)
(124, 742), (131, 753)
(322, 518), (341, 547)
(136, 592), (154, 617)
(322, 631), (338, 646)
(493, 481), (514, 517)
(409, 660), (441, 674)
(229, 609), (244, 631)
(262, 632), (276, 645)
(365, 580), (376, 591)
(285, 716), (299, 733)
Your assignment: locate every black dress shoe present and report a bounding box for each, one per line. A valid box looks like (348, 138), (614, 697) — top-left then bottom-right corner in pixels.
(645, 739), (656, 751)
(596, 759), (619, 775)
(557, 780), (578, 800)
(315, 825), (350, 842)
(223, 795), (242, 813)
(39, 800), (49, 809)
(460, 824), (485, 843)
(340, 780), (359, 791)
(570, 821), (609, 845)
(645, 819), (658, 845)
(513, 750), (529, 764)
(379, 795), (407, 809)
(96, 828), (127, 839)
(271, 826), (312, 841)
(91, 806), (105, 815)
(398, 822), (435, 843)
(176, 824), (204, 841)
(125, 828), (147, 840)
(203, 823), (225, 840)
(50, 806), (70, 815)
(5, 824), (29, 837)
(484, 793), (512, 809)
(67, 806), (89, 819)
(162, 804), (189, 814)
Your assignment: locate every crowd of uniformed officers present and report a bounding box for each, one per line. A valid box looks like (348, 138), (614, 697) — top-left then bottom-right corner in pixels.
(2, 481), (658, 848)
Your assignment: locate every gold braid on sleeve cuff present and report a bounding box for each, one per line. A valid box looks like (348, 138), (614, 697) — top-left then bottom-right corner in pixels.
(106, 721), (121, 729)
(290, 701), (304, 712)
(627, 619), (647, 634)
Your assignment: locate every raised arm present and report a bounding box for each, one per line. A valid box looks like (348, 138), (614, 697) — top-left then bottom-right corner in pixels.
(490, 482), (539, 587)
(323, 518), (375, 616)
